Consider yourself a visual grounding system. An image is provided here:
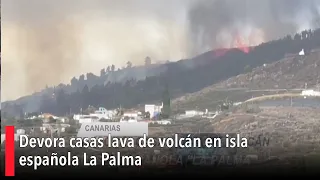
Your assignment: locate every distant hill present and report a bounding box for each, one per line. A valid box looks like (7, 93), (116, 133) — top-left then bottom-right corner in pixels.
(1, 63), (167, 111)
(2, 28), (320, 117)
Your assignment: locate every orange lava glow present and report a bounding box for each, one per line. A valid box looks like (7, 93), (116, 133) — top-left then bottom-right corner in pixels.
(213, 28), (265, 58)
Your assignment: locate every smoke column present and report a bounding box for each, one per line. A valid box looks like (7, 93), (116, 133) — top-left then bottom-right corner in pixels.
(187, 0), (320, 54)
(1, 0), (320, 101)
(1, 0), (191, 101)
(188, 0), (320, 54)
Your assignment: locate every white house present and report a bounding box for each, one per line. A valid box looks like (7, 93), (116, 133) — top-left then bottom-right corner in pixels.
(120, 117), (138, 123)
(301, 90), (320, 96)
(77, 115), (100, 124)
(121, 111), (143, 122)
(151, 120), (172, 125)
(38, 113), (59, 119)
(73, 107), (117, 122)
(145, 103), (163, 119)
(123, 111), (139, 118)
(185, 110), (204, 117)
(90, 107), (117, 120)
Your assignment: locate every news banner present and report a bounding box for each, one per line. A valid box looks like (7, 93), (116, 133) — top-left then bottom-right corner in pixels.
(3, 122), (278, 177)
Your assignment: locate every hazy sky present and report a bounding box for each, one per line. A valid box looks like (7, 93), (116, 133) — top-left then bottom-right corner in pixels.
(1, 0), (320, 101)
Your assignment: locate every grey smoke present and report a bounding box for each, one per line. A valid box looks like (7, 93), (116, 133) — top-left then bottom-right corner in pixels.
(1, 0), (320, 101)
(188, 0), (320, 54)
(1, 0), (192, 101)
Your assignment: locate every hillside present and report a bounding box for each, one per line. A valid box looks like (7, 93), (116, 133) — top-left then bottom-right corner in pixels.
(213, 50), (320, 90)
(0, 47), (239, 113)
(2, 29), (320, 117)
(172, 49), (320, 110)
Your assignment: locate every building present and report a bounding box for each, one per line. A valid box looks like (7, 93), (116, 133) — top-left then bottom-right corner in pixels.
(120, 117), (138, 123)
(301, 90), (320, 96)
(185, 110), (204, 117)
(151, 120), (172, 125)
(73, 107), (117, 122)
(89, 107), (117, 120)
(123, 111), (140, 118)
(77, 115), (100, 124)
(38, 113), (59, 119)
(145, 103), (163, 119)
(40, 123), (71, 134)
(120, 111), (142, 122)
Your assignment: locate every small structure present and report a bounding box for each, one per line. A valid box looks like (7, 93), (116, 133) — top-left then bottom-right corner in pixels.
(78, 115), (100, 124)
(185, 110), (204, 117)
(89, 107), (117, 120)
(40, 123), (71, 136)
(73, 107), (117, 121)
(120, 111), (143, 122)
(299, 49), (305, 56)
(123, 111), (139, 118)
(301, 90), (320, 96)
(233, 102), (243, 106)
(151, 120), (172, 125)
(145, 103), (163, 119)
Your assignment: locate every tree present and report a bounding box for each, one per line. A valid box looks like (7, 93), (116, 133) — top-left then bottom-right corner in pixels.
(81, 85), (90, 109)
(145, 56), (151, 66)
(82, 85), (89, 94)
(244, 65), (251, 73)
(39, 94), (56, 114)
(294, 33), (302, 41)
(100, 68), (106, 76)
(86, 73), (98, 81)
(111, 65), (115, 72)
(126, 61), (132, 68)
(70, 77), (78, 86)
(56, 89), (69, 116)
(161, 83), (171, 119)
(79, 74), (85, 81)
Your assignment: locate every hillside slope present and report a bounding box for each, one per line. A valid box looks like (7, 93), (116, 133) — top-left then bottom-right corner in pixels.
(2, 29), (320, 117)
(214, 50), (320, 90)
(173, 49), (320, 110)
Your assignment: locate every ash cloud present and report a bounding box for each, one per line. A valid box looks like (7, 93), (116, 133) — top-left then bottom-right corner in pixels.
(187, 0), (320, 54)
(1, 0), (192, 101)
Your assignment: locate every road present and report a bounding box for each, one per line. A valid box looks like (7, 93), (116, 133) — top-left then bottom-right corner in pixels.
(210, 88), (304, 92)
(244, 93), (302, 103)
